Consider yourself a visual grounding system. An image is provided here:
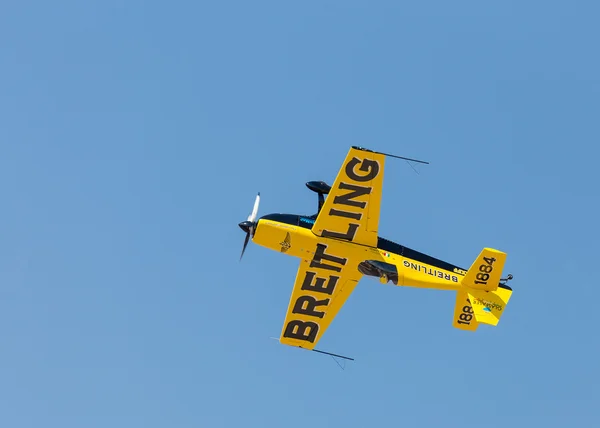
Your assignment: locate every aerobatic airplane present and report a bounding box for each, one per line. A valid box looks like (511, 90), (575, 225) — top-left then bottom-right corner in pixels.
(238, 146), (513, 359)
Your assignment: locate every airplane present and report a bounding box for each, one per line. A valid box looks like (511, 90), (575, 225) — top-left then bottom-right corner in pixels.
(238, 146), (514, 359)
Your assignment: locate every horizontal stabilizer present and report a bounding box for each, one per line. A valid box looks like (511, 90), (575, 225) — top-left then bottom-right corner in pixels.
(453, 290), (479, 331)
(462, 248), (506, 291)
(468, 285), (513, 326)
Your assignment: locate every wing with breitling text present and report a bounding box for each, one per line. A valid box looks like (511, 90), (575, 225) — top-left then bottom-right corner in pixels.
(279, 245), (363, 350)
(310, 147), (385, 248)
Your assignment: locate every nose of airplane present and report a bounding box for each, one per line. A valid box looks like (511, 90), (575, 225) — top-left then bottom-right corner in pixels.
(239, 220), (253, 233)
(239, 192), (260, 261)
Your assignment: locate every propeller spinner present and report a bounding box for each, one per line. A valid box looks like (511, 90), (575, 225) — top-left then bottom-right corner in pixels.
(239, 192), (260, 260)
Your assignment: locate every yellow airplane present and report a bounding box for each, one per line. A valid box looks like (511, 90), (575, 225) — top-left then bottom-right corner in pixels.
(239, 146), (513, 359)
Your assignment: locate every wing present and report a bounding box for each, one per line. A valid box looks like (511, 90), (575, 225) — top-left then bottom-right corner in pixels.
(311, 146), (385, 247)
(280, 253), (363, 350)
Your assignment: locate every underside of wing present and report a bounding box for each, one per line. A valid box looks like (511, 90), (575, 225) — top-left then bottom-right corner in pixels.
(311, 147), (385, 247)
(279, 253), (363, 350)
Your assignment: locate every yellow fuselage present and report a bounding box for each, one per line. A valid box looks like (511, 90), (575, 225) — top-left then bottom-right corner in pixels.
(253, 216), (466, 291)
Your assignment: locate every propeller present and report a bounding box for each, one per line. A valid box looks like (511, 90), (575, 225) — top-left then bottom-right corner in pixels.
(239, 192), (260, 260)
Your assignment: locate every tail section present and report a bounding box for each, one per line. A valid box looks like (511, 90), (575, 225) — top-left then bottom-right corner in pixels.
(452, 285), (513, 330)
(453, 247), (513, 331)
(453, 290), (480, 331)
(467, 285), (513, 326)
(461, 248), (507, 291)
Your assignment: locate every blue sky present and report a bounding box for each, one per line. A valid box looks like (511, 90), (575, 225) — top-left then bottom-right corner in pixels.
(1, 1), (599, 427)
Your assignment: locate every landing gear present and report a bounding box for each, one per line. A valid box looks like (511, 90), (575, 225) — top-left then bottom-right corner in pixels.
(500, 273), (514, 286)
(358, 260), (399, 285)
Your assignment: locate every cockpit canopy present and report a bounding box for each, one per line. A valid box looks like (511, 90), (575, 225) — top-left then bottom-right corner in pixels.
(259, 213), (316, 229)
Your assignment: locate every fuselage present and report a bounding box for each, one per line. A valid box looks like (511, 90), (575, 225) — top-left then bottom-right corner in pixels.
(252, 213), (468, 291)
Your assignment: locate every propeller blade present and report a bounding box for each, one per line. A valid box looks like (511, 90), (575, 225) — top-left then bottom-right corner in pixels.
(240, 192), (260, 261)
(240, 231), (250, 261)
(248, 192), (260, 222)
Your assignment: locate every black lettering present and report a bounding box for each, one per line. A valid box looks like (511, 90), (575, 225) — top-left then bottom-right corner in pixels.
(293, 295), (330, 319)
(329, 208), (362, 220)
(310, 244), (347, 272)
(410, 263), (418, 270)
(459, 313), (473, 322)
(476, 272), (489, 282)
(283, 320), (318, 343)
(345, 157), (380, 182)
(479, 263), (493, 274)
(322, 223), (359, 241)
(483, 256), (496, 265)
(301, 272), (338, 296)
(333, 182), (371, 208)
